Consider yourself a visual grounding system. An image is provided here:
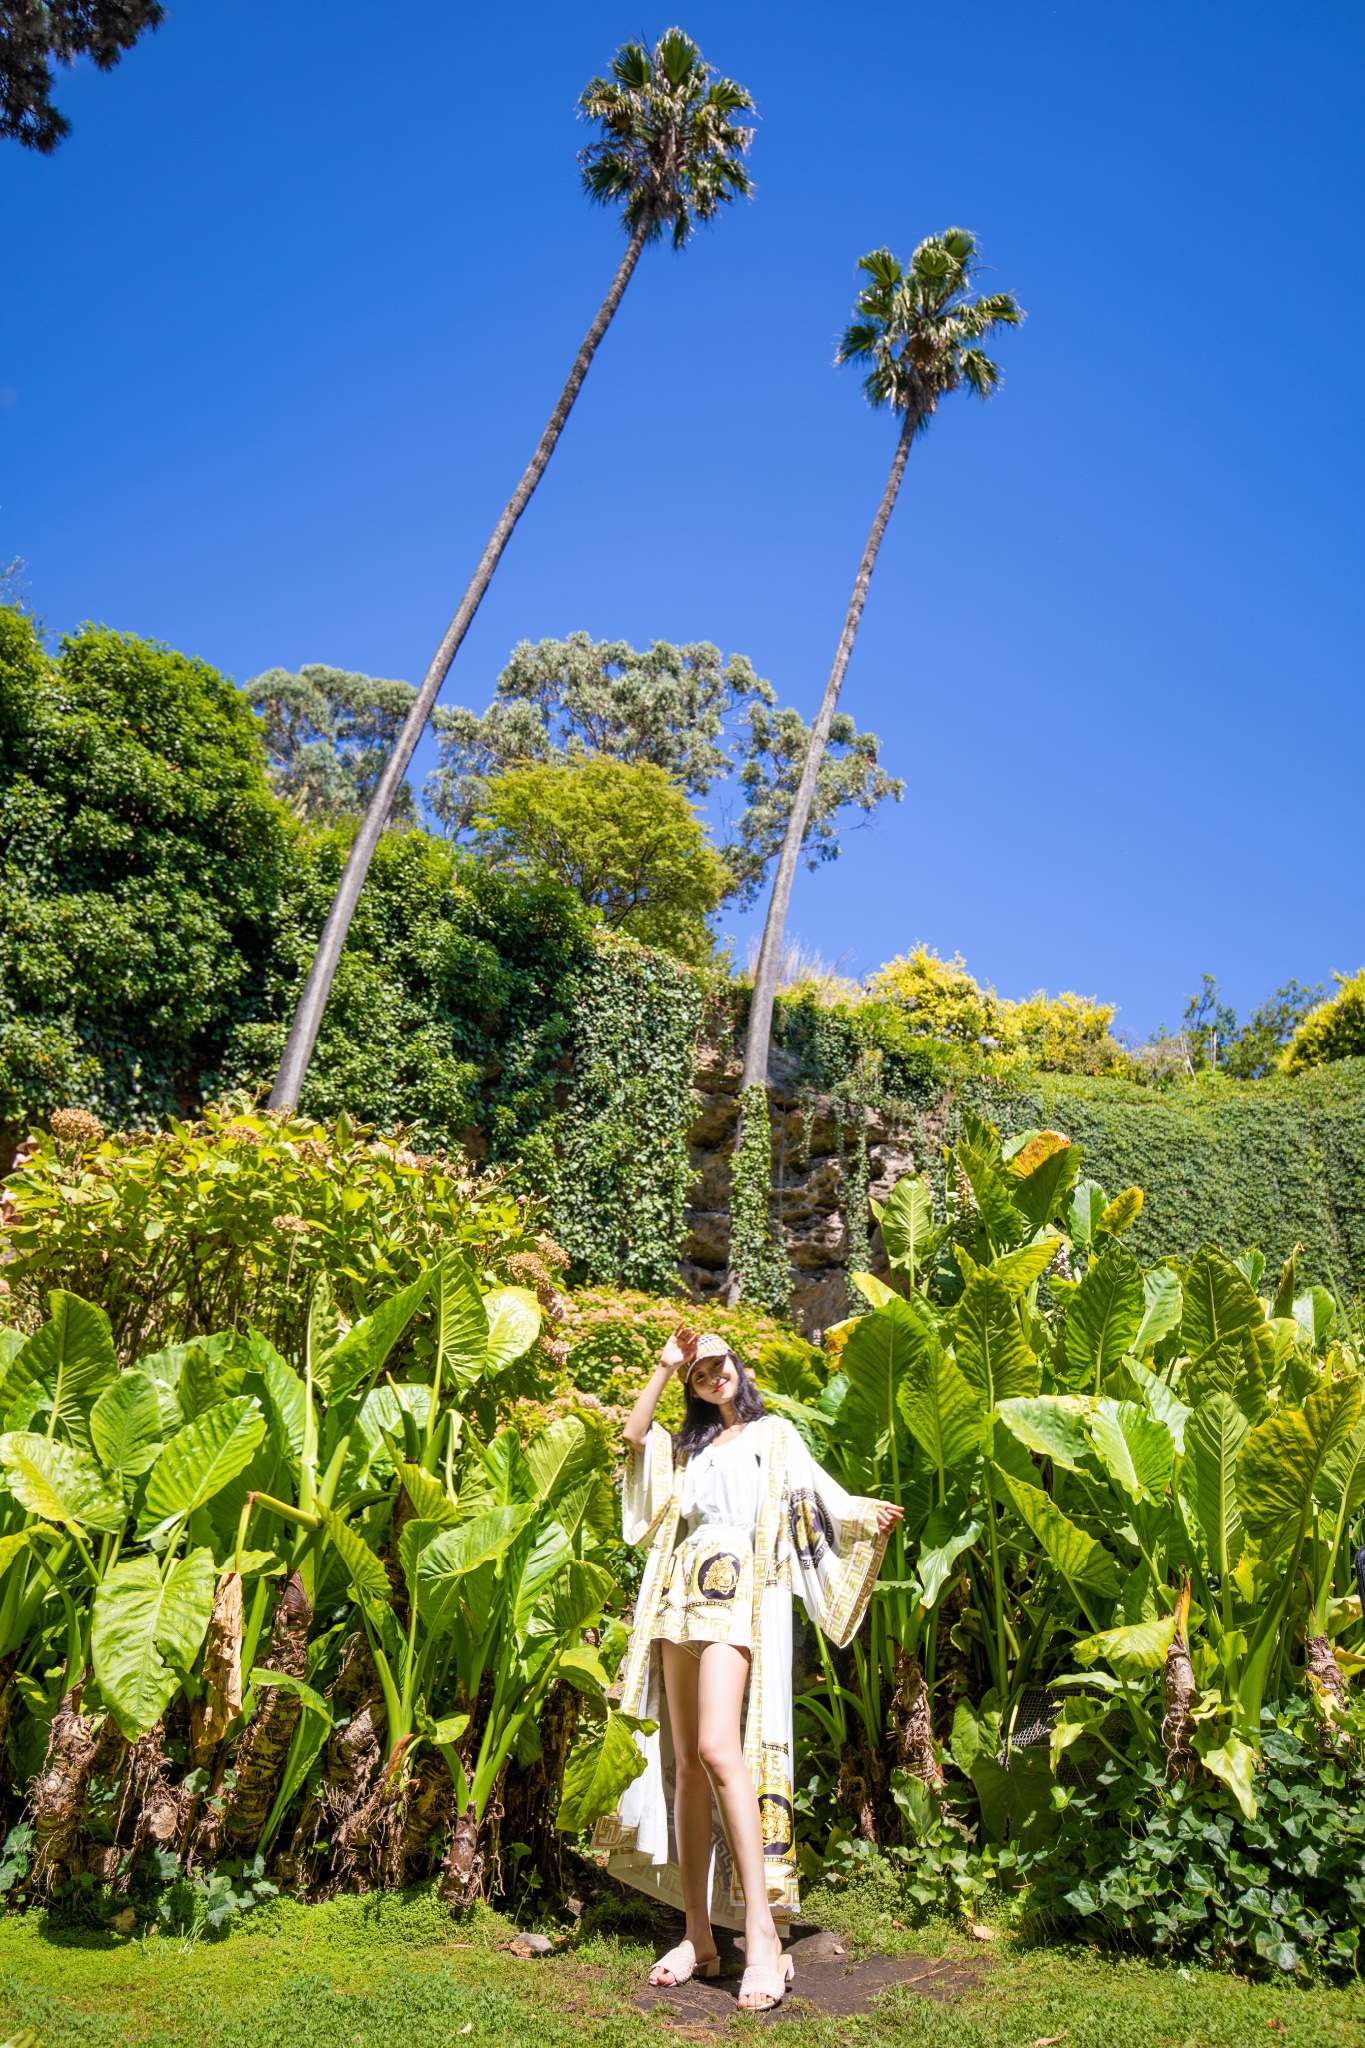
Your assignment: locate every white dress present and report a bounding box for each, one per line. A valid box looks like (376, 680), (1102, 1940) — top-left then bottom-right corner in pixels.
(653, 1425), (763, 1651)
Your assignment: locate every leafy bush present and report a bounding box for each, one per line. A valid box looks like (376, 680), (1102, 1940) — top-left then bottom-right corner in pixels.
(0, 1101), (537, 1362)
(1283, 970), (1365, 1074)
(1028, 1696), (1365, 1977)
(222, 829), (594, 1159)
(0, 608), (287, 1152)
(472, 756), (732, 964)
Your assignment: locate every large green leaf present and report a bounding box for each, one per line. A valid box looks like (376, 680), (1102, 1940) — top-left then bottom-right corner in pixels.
(954, 1272), (1039, 1409)
(988, 1235), (1063, 1301)
(1133, 1266), (1183, 1355)
(176, 1345), (224, 1425)
(896, 1338), (985, 1481)
(1068, 1180), (1108, 1251)
(878, 1175), (934, 1275)
(1318, 1415), (1365, 1523)
(532, 1559), (614, 1642)
(92, 1547), (216, 1738)
(913, 1499), (984, 1609)
(1122, 1356), (1191, 1453)
(526, 1414), (606, 1510)
(319, 1268), (433, 1402)
(320, 1505), (393, 1626)
(13, 1291), (119, 1441)
(512, 1519), (574, 1634)
(89, 1374), (164, 1480)
(396, 1461), (461, 1527)
(1087, 1399), (1174, 1503)
(996, 1395), (1093, 1473)
(414, 1506), (536, 1588)
(956, 1113), (1027, 1247)
(237, 1332), (306, 1467)
(0, 1431), (125, 1533)
(1238, 1377), (1363, 1549)
(997, 1470), (1122, 1596)
(1063, 1246), (1144, 1387)
(483, 1287), (541, 1373)
(1007, 1134), (1083, 1230)
(430, 1252), (490, 1391)
(1181, 1246), (1263, 1361)
(1186, 1332), (1268, 1424)
(556, 1709), (649, 1833)
(840, 1297), (935, 1456)
(1073, 1611), (1178, 1680)
(1184, 1391), (1248, 1577)
(138, 1396), (266, 1540)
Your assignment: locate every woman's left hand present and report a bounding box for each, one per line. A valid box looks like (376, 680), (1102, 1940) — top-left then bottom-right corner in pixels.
(875, 1502), (904, 1537)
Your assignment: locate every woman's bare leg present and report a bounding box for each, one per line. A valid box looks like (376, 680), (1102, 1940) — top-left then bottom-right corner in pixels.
(651, 1642), (720, 1985)
(694, 1643), (784, 2005)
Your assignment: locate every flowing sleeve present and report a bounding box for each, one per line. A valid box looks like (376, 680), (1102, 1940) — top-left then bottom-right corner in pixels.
(622, 1421), (677, 1547)
(782, 1422), (889, 1650)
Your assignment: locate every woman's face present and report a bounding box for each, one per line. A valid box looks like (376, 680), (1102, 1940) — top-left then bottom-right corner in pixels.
(687, 1349), (742, 1407)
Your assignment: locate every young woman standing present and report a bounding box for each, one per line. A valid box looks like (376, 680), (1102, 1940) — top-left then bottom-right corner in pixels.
(593, 1329), (902, 2011)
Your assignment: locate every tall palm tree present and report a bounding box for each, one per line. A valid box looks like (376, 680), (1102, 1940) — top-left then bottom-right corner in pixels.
(269, 29), (754, 1110)
(730, 231), (1022, 1293)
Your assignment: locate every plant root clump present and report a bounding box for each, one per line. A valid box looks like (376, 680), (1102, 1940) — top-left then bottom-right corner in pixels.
(29, 1683), (101, 1891)
(891, 1648), (944, 1791)
(221, 1570), (313, 1849)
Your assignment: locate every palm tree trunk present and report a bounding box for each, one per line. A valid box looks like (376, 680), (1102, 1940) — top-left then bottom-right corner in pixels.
(268, 216), (653, 1110)
(738, 409), (916, 1100)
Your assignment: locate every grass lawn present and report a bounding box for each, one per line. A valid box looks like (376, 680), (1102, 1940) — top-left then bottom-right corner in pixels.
(0, 1886), (1358, 2048)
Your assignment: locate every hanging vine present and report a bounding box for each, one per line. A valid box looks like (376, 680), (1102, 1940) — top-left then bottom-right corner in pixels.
(728, 1083), (791, 1315)
(524, 931), (702, 1293)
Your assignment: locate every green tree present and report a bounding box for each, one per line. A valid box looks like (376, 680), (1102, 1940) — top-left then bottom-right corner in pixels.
(426, 631), (900, 898)
(1, 0), (162, 152)
(1224, 980), (1323, 1079)
(472, 755), (730, 962)
(731, 230), (1022, 1299)
(247, 664), (419, 826)
(267, 30), (755, 1113)
(0, 607), (287, 1146)
(1282, 970), (1365, 1074)
(739, 235), (1022, 1097)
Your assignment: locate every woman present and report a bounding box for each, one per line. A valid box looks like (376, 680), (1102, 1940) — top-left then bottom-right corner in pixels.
(592, 1327), (902, 2011)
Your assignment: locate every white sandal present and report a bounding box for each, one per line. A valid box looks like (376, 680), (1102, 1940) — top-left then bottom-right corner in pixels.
(649, 1940), (722, 1986)
(737, 1956), (794, 2010)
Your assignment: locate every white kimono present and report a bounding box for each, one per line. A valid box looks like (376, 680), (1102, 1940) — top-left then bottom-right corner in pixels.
(592, 1413), (888, 1929)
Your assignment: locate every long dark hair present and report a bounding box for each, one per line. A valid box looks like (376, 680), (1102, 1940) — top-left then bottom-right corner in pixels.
(675, 1354), (767, 1459)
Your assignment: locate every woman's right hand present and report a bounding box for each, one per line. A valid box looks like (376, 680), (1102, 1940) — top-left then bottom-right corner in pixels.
(661, 1326), (698, 1376)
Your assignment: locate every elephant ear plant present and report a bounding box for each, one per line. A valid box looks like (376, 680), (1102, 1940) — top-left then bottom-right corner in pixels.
(0, 1233), (635, 1908)
(776, 1108), (1365, 1878)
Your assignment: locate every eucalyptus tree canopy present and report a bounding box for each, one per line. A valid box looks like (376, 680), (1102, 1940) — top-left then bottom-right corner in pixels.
(267, 28), (755, 1111)
(1, 0), (162, 151)
(426, 633), (901, 905)
(247, 665), (418, 827)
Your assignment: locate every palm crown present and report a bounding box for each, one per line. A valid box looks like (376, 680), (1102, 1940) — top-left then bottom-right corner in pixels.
(578, 28), (755, 250)
(839, 229), (1023, 432)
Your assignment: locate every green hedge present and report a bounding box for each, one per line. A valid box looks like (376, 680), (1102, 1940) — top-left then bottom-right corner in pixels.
(958, 1062), (1365, 1291)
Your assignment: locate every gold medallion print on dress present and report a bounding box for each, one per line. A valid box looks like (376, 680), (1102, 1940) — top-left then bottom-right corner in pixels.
(698, 1550), (741, 1599)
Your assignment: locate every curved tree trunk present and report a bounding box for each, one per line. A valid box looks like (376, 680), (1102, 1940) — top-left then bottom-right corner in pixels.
(728, 410), (916, 1301)
(268, 215), (653, 1111)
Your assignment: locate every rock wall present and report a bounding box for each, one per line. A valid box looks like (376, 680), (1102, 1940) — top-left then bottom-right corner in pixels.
(679, 1045), (947, 1338)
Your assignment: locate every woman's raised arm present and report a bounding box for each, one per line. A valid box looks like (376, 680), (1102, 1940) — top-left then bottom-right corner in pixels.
(622, 1328), (695, 1453)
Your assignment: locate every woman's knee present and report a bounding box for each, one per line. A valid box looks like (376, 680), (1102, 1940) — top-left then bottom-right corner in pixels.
(696, 1732), (744, 1781)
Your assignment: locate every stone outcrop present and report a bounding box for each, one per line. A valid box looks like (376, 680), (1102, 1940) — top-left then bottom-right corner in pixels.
(680, 1044), (945, 1338)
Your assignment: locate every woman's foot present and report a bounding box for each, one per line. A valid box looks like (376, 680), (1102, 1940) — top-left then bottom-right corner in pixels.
(736, 1926), (786, 2009)
(649, 1937), (721, 1986)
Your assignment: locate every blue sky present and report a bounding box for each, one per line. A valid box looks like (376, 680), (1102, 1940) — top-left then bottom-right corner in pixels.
(2, 1), (1362, 1042)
